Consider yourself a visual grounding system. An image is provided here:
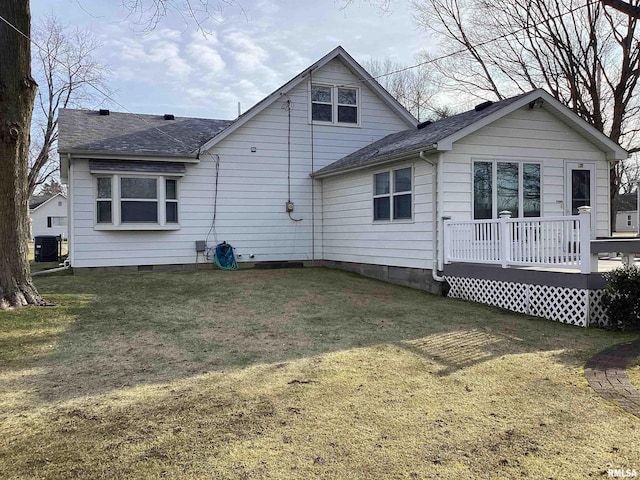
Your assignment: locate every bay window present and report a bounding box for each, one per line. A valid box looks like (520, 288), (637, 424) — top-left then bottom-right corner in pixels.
(95, 175), (179, 229)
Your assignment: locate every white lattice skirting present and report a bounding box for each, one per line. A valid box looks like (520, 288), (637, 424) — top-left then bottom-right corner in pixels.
(444, 276), (609, 327)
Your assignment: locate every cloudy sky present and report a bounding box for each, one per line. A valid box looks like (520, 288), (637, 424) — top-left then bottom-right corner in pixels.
(30, 0), (432, 120)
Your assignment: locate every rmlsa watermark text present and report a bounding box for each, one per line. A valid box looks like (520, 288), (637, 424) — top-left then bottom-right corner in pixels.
(608, 469), (637, 478)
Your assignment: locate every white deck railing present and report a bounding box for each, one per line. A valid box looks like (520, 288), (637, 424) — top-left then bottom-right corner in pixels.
(444, 207), (593, 273)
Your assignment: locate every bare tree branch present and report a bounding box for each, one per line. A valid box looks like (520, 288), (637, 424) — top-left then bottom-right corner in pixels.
(603, 0), (640, 17)
(28, 16), (110, 198)
(412, 0), (640, 224)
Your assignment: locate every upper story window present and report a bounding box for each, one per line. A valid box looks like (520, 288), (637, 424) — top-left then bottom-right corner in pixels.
(96, 175), (179, 229)
(473, 160), (541, 219)
(373, 167), (412, 222)
(310, 83), (359, 126)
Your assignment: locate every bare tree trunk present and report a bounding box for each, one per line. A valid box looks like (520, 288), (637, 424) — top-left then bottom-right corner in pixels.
(0, 0), (46, 309)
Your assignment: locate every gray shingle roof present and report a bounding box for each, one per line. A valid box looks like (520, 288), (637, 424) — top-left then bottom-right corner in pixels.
(313, 91), (531, 177)
(58, 109), (233, 156)
(29, 194), (54, 210)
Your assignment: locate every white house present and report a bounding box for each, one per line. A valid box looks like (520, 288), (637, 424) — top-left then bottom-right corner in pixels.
(29, 193), (68, 239)
(59, 46), (636, 327)
(613, 193), (639, 233)
(59, 47), (416, 271)
(615, 211), (638, 233)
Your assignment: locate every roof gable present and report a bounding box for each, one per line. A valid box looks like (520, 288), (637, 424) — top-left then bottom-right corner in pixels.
(198, 46), (417, 151)
(30, 193), (66, 212)
(314, 89), (628, 178)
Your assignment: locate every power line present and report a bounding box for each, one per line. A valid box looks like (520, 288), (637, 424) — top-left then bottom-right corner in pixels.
(1, 0), (602, 130)
(338, 0), (602, 89)
(0, 12), (192, 151)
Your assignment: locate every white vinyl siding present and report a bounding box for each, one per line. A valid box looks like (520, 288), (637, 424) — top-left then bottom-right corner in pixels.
(322, 159), (433, 268)
(373, 167), (413, 221)
(440, 105), (611, 237)
(68, 57), (413, 268)
(30, 194), (68, 239)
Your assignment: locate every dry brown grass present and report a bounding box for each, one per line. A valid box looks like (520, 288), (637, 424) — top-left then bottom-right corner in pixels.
(1, 268), (639, 479)
(628, 356), (640, 391)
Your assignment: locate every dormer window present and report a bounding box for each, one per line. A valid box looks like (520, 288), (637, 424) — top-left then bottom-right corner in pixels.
(310, 83), (359, 126)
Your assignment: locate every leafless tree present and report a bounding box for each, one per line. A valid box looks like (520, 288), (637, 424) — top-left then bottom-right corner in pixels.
(620, 156), (640, 193)
(121, 0), (246, 34)
(38, 178), (66, 198)
(363, 57), (438, 121)
(412, 0), (640, 225)
(0, 0), (239, 309)
(338, 0), (393, 12)
(29, 16), (109, 198)
(0, 0), (43, 309)
(602, 0), (640, 17)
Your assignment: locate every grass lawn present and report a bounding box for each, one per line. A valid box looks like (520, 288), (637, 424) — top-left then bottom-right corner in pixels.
(1, 268), (639, 479)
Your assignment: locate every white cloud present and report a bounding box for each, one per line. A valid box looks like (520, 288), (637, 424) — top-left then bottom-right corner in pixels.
(104, 28), (193, 82)
(186, 38), (226, 76)
(32, 0), (426, 119)
(225, 31), (269, 72)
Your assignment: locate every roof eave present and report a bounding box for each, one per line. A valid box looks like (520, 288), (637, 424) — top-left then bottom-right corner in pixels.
(60, 150), (199, 162)
(312, 146), (437, 179)
(436, 89), (628, 159)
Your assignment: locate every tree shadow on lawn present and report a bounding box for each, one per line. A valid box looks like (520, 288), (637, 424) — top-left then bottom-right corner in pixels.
(5, 267), (637, 405)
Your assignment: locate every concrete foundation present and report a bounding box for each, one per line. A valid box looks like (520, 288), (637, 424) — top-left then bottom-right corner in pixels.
(321, 260), (446, 295)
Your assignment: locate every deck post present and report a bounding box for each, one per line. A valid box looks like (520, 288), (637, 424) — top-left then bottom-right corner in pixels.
(499, 211), (511, 268)
(578, 206), (593, 274)
(442, 216), (451, 265)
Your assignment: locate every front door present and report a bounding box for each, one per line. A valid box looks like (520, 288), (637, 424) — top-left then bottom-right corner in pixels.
(566, 163), (595, 214)
(565, 161), (596, 237)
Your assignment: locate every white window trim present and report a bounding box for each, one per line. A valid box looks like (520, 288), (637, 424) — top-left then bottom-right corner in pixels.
(372, 165), (414, 223)
(49, 216), (67, 227)
(93, 173), (181, 231)
(309, 82), (361, 127)
(471, 158), (543, 219)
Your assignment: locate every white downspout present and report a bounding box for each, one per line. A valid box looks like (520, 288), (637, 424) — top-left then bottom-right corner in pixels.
(67, 154), (74, 267)
(420, 150), (445, 282)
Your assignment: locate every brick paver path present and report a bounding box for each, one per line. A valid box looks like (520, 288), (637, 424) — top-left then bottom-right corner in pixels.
(584, 339), (640, 418)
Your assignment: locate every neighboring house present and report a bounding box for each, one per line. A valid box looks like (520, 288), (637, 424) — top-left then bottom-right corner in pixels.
(615, 210), (638, 233)
(59, 46), (634, 327)
(613, 192), (638, 233)
(29, 193), (68, 239)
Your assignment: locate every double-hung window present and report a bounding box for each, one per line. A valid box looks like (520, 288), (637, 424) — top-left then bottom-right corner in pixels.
(473, 160), (541, 219)
(311, 83), (359, 125)
(95, 175), (179, 229)
(373, 167), (412, 221)
(97, 177), (113, 223)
